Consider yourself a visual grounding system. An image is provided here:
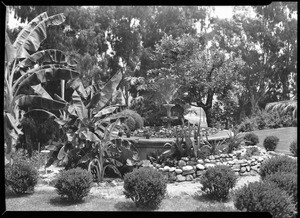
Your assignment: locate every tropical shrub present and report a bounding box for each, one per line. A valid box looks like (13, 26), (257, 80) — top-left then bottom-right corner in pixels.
(242, 146), (260, 159)
(264, 172), (297, 206)
(263, 136), (279, 151)
(200, 165), (238, 201)
(259, 156), (297, 179)
(237, 117), (258, 132)
(123, 167), (167, 209)
(243, 132), (259, 146)
(54, 168), (93, 202)
(5, 159), (38, 194)
(289, 139), (297, 157)
(11, 149), (45, 170)
(234, 181), (295, 218)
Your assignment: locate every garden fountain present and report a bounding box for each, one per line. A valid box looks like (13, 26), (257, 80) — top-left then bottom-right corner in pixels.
(162, 103), (178, 128)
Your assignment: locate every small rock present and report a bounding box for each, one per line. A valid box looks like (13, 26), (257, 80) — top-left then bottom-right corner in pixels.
(204, 163), (215, 168)
(176, 174), (186, 182)
(186, 175), (193, 181)
(187, 161), (197, 166)
(197, 159), (204, 164)
(232, 164), (241, 169)
(240, 163), (248, 167)
(208, 155), (215, 160)
(239, 171), (250, 176)
(227, 160), (235, 165)
(182, 169), (195, 176)
(220, 154), (226, 158)
(196, 170), (203, 176)
(196, 164), (205, 170)
(190, 157), (196, 161)
(158, 167), (164, 171)
(204, 159), (211, 163)
(178, 160), (187, 167)
(246, 166), (251, 172)
(111, 180), (118, 187)
(214, 155), (220, 159)
(228, 153), (234, 157)
(250, 170), (258, 176)
(240, 167), (247, 173)
(175, 169), (183, 174)
(234, 172), (239, 176)
(181, 157), (189, 161)
(169, 167), (176, 172)
(257, 157), (264, 162)
(163, 166), (170, 172)
(156, 164), (161, 168)
(182, 165), (193, 171)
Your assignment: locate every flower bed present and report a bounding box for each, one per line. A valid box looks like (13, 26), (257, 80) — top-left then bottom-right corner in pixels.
(131, 125), (219, 138)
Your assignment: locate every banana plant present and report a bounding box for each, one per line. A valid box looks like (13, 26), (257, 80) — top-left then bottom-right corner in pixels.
(4, 12), (80, 165)
(46, 71), (139, 182)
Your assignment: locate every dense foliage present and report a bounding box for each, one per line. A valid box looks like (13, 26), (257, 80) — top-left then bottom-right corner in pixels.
(123, 167), (167, 209)
(5, 159), (39, 194)
(259, 156), (297, 179)
(263, 136), (279, 151)
(54, 168), (93, 202)
(200, 165), (238, 201)
(234, 181), (295, 218)
(243, 132), (259, 146)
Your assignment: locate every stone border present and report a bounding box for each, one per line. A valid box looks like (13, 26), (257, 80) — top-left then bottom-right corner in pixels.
(143, 146), (297, 183)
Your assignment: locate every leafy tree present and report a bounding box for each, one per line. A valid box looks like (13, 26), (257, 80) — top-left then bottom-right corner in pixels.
(149, 34), (244, 127)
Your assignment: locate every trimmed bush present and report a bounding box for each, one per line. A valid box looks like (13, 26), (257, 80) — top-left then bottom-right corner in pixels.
(265, 172), (297, 205)
(125, 116), (136, 131)
(121, 109), (144, 131)
(5, 159), (38, 194)
(123, 167), (167, 209)
(263, 135), (279, 151)
(234, 181), (295, 218)
(54, 168), (93, 202)
(259, 155), (297, 179)
(243, 132), (259, 146)
(200, 165), (238, 201)
(289, 139), (297, 157)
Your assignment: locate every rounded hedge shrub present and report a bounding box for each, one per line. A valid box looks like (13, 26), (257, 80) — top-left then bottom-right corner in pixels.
(5, 159), (38, 194)
(200, 165), (238, 201)
(243, 132), (259, 146)
(265, 172), (297, 205)
(263, 136), (279, 151)
(54, 167), (93, 202)
(289, 139), (297, 157)
(123, 167), (167, 209)
(234, 181), (295, 218)
(121, 109), (144, 131)
(259, 155), (297, 179)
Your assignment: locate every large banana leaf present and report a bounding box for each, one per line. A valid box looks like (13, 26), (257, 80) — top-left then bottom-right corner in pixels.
(18, 49), (68, 68)
(24, 109), (58, 119)
(71, 90), (88, 120)
(13, 12), (66, 58)
(5, 32), (16, 64)
(94, 106), (118, 118)
(31, 84), (53, 99)
(19, 65), (80, 88)
(67, 77), (88, 99)
(87, 71), (122, 110)
(16, 95), (67, 110)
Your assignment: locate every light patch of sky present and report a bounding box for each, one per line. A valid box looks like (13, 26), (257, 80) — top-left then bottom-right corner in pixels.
(213, 6), (234, 19)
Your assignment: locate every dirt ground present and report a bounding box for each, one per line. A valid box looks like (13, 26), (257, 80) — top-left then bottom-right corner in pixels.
(5, 173), (260, 211)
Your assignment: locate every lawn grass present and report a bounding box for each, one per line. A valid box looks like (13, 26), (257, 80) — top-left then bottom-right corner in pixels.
(240, 127), (297, 155)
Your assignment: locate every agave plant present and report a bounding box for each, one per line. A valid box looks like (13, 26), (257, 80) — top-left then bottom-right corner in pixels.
(4, 12), (80, 165)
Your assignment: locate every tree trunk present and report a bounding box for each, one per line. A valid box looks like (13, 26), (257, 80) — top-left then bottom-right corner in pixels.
(203, 106), (213, 127)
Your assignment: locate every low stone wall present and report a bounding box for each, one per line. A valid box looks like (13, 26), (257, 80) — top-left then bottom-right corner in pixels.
(143, 146), (296, 183)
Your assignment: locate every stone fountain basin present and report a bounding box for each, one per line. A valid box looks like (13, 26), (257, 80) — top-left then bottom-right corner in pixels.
(122, 129), (232, 160)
